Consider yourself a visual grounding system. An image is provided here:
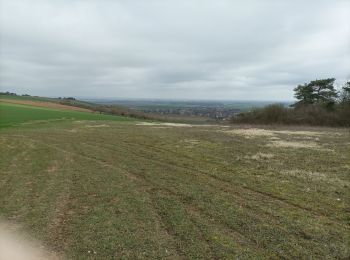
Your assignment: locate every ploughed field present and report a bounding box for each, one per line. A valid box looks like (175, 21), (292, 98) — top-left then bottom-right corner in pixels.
(0, 101), (349, 258)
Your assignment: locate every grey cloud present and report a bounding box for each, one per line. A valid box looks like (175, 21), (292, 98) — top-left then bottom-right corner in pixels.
(0, 0), (349, 100)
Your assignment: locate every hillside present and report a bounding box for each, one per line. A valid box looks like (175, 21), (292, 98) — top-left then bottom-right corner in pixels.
(0, 101), (349, 258)
(0, 98), (133, 128)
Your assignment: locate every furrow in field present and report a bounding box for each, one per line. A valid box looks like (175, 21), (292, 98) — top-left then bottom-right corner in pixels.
(70, 141), (345, 258)
(84, 138), (345, 223)
(19, 136), (267, 257)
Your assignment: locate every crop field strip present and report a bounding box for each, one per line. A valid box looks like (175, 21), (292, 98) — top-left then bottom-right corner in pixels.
(0, 120), (349, 259)
(0, 98), (92, 112)
(0, 101), (133, 128)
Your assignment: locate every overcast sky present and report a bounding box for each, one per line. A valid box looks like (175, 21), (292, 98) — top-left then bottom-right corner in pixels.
(0, 0), (349, 100)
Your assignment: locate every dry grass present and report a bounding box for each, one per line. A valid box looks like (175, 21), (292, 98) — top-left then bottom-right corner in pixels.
(221, 128), (334, 139)
(221, 128), (276, 138)
(182, 139), (201, 145)
(136, 122), (193, 127)
(281, 169), (348, 186)
(266, 140), (320, 149)
(85, 124), (110, 128)
(247, 152), (275, 160)
(275, 130), (324, 136)
(220, 128), (338, 151)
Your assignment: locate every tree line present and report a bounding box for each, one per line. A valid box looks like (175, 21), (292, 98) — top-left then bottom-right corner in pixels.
(294, 78), (349, 109)
(231, 79), (350, 126)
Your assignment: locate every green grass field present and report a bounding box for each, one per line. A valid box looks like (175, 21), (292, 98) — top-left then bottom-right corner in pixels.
(0, 104), (349, 258)
(0, 102), (133, 128)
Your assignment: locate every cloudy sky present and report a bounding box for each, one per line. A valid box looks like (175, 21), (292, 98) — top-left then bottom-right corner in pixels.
(0, 0), (349, 100)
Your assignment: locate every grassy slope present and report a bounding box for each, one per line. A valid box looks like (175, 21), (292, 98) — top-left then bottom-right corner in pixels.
(0, 94), (88, 104)
(0, 102), (133, 127)
(0, 118), (349, 258)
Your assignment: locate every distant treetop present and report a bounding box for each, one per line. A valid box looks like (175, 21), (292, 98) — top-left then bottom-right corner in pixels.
(293, 78), (338, 109)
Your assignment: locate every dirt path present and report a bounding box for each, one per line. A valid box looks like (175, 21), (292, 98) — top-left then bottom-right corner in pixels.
(0, 222), (61, 260)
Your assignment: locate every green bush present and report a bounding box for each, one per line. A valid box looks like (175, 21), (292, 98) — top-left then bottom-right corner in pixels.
(231, 103), (350, 126)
